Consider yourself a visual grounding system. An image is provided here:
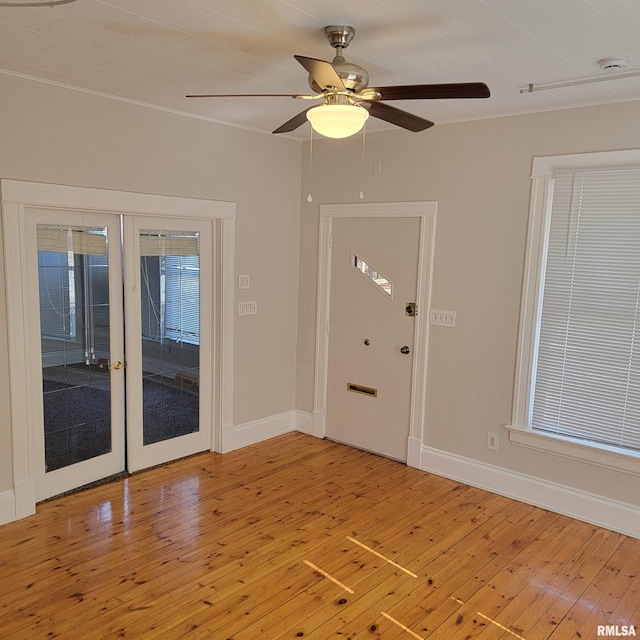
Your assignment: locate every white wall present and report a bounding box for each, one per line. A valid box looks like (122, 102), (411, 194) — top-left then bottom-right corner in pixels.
(0, 73), (302, 495)
(296, 100), (640, 509)
(3, 69), (639, 533)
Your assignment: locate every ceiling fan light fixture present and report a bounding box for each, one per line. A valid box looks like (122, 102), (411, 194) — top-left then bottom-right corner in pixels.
(306, 103), (369, 138)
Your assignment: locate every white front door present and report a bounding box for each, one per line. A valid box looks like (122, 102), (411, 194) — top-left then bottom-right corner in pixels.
(326, 217), (421, 461)
(24, 210), (213, 500)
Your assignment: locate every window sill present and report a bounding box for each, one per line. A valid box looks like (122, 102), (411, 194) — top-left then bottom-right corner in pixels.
(506, 426), (640, 476)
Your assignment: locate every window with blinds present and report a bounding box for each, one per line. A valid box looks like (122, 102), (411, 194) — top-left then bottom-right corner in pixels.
(139, 230), (200, 345)
(38, 249), (77, 340)
(164, 254), (199, 344)
(37, 225), (108, 342)
(531, 167), (640, 453)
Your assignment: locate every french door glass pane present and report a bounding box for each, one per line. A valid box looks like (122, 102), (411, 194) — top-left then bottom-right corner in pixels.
(38, 224), (112, 471)
(139, 230), (200, 445)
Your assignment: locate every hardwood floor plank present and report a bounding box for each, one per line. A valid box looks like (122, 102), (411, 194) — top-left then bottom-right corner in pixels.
(288, 504), (553, 639)
(0, 433), (637, 640)
(3, 448), (410, 636)
(551, 536), (639, 639)
(481, 524), (625, 640)
(608, 546), (640, 626)
(420, 515), (574, 639)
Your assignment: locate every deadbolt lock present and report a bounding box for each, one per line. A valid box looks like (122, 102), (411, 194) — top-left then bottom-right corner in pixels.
(405, 302), (417, 317)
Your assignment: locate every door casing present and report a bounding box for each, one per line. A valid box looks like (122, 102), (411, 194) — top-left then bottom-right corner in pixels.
(1, 179), (235, 518)
(312, 201), (437, 467)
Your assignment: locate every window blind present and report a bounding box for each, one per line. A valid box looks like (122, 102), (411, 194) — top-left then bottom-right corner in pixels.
(531, 168), (640, 452)
(37, 225), (107, 255)
(139, 233), (199, 257)
(38, 251), (76, 339)
(37, 225), (108, 341)
(164, 255), (200, 344)
(139, 230), (200, 345)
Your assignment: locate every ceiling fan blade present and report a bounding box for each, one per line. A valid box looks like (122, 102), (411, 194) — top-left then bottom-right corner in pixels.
(294, 55), (346, 92)
(364, 101), (434, 132)
(364, 82), (490, 101)
(272, 106), (315, 134)
(186, 93), (315, 99)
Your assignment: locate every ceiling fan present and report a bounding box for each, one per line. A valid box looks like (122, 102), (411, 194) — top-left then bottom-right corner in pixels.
(186, 26), (490, 137)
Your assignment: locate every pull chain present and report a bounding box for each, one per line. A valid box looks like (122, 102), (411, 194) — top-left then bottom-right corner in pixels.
(359, 121), (366, 199)
(307, 126), (313, 203)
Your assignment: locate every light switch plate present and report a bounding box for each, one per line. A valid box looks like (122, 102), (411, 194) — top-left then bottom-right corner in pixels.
(430, 309), (456, 327)
(238, 301), (257, 316)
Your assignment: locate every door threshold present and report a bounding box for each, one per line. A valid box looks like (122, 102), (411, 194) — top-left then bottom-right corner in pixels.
(325, 437), (407, 464)
(38, 471), (130, 504)
(37, 450), (212, 504)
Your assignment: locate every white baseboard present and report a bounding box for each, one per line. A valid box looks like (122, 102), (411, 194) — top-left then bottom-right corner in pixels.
(232, 410), (298, 450)
(220, 410), (316, 453)
(419, 445), (640, 539)
(295, 410), (313, 435)
(0, 491), (15, 525)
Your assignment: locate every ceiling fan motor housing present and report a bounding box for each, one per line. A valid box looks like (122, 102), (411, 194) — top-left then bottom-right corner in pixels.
(308, 25), (370, 94)
(308, 56), (370, 93)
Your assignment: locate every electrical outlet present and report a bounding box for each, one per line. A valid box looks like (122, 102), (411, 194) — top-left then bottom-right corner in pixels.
(487, 432), (499, 451)
(238, 274), (250, 289)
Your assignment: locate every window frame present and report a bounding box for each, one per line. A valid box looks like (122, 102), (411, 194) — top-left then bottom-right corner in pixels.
(351, 253), (393, 300)
(507, 149), (640, 476)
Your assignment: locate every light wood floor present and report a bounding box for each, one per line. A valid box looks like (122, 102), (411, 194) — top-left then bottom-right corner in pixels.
(1, 433), (638, 639)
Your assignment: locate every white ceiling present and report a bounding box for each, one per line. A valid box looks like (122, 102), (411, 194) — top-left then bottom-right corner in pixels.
(2, 0), (640, 139)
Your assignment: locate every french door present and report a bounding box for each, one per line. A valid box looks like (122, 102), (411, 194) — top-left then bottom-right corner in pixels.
(26, 208), (213, 501)
(124, 215), (212, 473)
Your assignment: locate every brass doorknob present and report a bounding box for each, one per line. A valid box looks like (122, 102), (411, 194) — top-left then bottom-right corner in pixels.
(99, 360), (123, 370)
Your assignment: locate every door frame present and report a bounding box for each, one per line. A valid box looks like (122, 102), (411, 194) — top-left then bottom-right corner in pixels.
(312, 201), (437, 467)
(1, 179), (235, 519)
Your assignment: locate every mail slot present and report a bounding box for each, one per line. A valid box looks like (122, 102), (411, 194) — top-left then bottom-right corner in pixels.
(347, 382), (378, 397)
